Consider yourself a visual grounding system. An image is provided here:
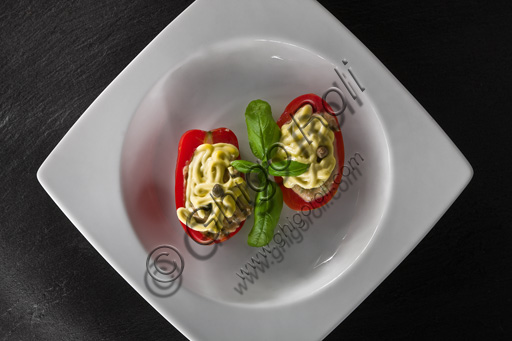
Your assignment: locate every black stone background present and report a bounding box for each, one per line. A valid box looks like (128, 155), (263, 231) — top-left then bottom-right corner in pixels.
(1, 0), (511, 340)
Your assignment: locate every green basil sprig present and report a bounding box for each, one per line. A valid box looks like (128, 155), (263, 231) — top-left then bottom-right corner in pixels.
(245, 100), (281, 162)
(248, 182), (283, 247)
(231, 99), (310, 247)
(268, 160), (310, 177)
(230, 160), (260, 174)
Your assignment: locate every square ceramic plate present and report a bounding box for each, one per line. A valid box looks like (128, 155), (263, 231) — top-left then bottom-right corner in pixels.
(37, 0), (473, 340)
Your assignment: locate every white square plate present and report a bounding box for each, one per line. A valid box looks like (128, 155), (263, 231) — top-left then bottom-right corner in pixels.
(37, 0), (472, 340)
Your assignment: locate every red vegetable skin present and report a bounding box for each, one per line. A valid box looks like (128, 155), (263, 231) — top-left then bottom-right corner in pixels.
(275, 94), (345, 211)
(175, 128), (245, 244)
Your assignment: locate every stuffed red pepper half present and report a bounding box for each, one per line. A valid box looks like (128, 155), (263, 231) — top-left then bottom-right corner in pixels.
(175, 128), (252, 244)
(274, 94), (345, 211)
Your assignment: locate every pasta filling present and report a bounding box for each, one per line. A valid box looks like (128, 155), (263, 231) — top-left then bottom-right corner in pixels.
(277, 104), (336, 189)
(177, 143), (251, 235)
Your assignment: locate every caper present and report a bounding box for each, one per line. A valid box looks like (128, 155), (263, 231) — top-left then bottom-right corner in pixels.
(316, 146), (328, 159)
(212, 184), (224, 197)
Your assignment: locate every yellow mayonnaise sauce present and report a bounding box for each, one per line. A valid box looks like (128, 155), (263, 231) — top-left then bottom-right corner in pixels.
(277, 104), (336, 189)
(177, 143), (250, 233)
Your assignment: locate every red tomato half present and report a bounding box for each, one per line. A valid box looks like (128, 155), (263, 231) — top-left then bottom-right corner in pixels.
(275, 94), (345, 211)
(175, 128), (245, 244)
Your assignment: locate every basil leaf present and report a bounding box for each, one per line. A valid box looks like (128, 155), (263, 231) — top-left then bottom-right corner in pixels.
(247, 182), (283, 247)
(231, 160), (260, 174)
(245, 100), (281, 161)
(267, 161), (310, 177)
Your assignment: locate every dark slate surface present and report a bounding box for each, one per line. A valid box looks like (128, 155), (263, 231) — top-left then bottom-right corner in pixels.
(1, 0), (511, 340)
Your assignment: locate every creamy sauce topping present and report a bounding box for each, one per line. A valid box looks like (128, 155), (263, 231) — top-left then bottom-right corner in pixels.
(177, 143), (250, 233)
(277, 104), (336, 189)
